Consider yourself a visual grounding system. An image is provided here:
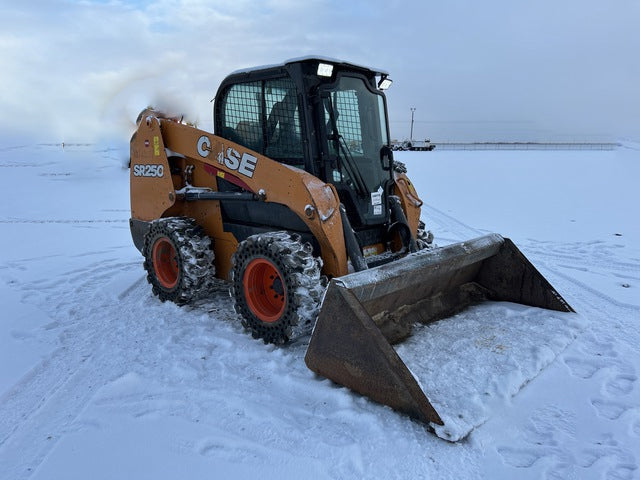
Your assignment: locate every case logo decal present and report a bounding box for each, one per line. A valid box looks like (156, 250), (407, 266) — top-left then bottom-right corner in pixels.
(197, 136), (258, 179)
(197, 135), (211, 157)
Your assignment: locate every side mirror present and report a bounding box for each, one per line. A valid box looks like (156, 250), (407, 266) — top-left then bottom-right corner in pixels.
(380, 145), (393, 171)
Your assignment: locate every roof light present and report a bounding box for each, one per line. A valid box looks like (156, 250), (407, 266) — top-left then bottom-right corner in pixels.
(378, 77), (393, 90)
(317, 62), (334, 77)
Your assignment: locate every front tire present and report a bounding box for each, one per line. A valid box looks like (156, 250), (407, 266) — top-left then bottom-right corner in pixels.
(143, 217), (215, 305)
(416, 220), (434, 250)
(231, 231), (325, 344)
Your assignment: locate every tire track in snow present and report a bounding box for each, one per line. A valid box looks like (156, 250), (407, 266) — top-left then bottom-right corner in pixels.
(0, 254), (334, 478)
(0, 347), (120, 479)
(5, 220), (635, 478)
(1, 252), (448, 479)
(522, 239), (640, 276)
(493, 243), (640, 480)
(421, 203), (483, 244)
(0, 258), (141, 479)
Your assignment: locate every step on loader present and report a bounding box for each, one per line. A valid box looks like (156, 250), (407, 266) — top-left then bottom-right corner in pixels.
(129, 57), (573, 433)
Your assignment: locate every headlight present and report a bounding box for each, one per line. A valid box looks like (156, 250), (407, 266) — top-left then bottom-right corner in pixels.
(317, 63), (334, 77)
(378, 77), (393, 90)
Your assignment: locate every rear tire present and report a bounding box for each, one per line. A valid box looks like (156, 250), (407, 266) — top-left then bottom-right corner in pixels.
(143, 217), (215, 305)
(231, 231), (325, 344)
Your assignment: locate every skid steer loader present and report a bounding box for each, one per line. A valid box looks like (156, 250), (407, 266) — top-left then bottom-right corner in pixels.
(129, 57), (573, 429)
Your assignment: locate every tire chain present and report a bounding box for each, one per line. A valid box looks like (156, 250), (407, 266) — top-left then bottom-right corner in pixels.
(230, 231), (326, 344)
(393, 160), (408, 174)
(416, 220), (435, 250)
(143, 217), (215, 305)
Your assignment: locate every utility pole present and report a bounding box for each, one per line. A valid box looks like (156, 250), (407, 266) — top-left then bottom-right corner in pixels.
(410, 108), (416, 142)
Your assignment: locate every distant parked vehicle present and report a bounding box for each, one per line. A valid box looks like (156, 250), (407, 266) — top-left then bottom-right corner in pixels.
(392, 139), (436, 151)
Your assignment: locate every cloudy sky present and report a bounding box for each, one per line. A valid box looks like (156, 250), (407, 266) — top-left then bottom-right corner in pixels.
(1, 0), (638, 144)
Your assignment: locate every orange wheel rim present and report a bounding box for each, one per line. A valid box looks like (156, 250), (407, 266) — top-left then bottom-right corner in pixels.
(243, 258), (286, 323)
(152, 237), (179, 289)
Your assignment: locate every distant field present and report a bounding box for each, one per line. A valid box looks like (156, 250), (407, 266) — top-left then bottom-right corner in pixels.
(433, 142), (620, 150)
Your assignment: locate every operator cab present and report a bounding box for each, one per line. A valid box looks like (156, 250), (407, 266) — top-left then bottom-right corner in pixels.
(213, 57), (394, 234)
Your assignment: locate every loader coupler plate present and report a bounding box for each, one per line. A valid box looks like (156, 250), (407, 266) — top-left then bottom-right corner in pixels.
(305, 234), (573, 432)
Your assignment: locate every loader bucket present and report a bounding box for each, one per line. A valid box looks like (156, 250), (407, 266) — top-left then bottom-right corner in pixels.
(304, 233), (573, 427)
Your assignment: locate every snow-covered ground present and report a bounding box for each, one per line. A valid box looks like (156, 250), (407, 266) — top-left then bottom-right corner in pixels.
(0, 143), (638, 479)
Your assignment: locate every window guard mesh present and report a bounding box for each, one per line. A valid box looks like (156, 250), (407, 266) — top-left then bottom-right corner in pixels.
(220, 78), (303, 166)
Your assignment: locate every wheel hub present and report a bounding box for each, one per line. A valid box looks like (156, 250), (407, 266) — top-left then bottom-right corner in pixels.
(270, 276), (284, 296)
(152, 237), (179, 289)
(243, 258), (286, 323)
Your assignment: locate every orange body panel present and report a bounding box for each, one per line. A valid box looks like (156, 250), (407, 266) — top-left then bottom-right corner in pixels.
(130, 118), (176, 220)
(393, 171), (423, 234)
(130, 114), (348, 279)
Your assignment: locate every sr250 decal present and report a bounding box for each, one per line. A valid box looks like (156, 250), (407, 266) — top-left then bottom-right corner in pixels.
(132, 164), (164, 177)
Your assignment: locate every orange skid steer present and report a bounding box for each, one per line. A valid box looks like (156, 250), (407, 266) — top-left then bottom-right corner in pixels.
(129, 57), (573, 431)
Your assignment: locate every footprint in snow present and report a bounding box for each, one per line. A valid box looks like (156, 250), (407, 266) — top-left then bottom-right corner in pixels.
(497, 414), (639, 480)
(563, 356), (607, 379)
(590, 398), (629, 420)
(575, 437), (638, 480)
(605, 373), (637, 396)
(496, 405), (575, 470)
(496, 446), (544, 468)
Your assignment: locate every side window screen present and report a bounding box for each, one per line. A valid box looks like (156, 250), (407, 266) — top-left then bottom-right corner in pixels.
(332, 89), (363, 155)
(218, 77), (303, 167)
(222, 82), (263, 152)
(265, 78), (303, 164)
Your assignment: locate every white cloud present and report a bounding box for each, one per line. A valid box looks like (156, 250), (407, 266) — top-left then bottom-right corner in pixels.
(0, 0), (638, 144)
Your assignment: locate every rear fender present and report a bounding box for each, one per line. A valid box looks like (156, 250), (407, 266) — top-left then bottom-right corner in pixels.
(393, 170), (423, 235)
(130, 116), (176, 221)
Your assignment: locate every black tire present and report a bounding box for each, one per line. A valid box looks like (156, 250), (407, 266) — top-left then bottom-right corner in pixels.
(416, 220), (435, 250)
(230, 231), (325, 344)
(143, 217), (215, 305)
